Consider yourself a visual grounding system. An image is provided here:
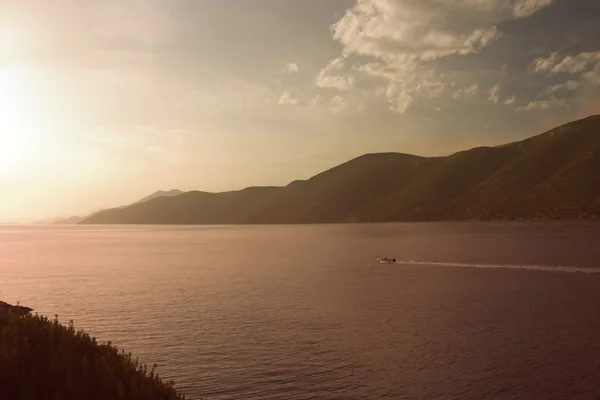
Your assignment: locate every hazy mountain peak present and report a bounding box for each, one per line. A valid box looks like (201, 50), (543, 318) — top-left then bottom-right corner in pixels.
(133, 190), (184, 205)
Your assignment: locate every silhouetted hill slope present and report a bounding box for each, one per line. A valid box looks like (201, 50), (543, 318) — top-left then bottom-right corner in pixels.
(132, 189), (184, 205)
(43, 190), (184, 225)
(51, 215), (89, 225)
(81, 115), (600, 224)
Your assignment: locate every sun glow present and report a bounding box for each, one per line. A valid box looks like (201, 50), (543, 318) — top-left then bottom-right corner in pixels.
(0, 68), (38, 176)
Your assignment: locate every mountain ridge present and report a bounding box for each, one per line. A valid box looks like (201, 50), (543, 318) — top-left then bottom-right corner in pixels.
(80, 115), (600, 225)
(32, 189), (185, 225)
(132, 189), (184, 205)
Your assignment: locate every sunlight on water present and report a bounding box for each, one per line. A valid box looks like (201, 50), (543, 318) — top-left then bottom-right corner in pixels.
(2, 222), (600, 399)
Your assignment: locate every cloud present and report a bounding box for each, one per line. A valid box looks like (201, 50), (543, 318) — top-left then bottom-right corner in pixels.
(504, 96), (516, 105)
(386, 82), (414, 113)
(529, 50), (600, 109)
(416, 80), (446, 100)
(329, 96), (348, 114)
(284, 63), (299, 74)
(582, 63), (600, 86)
(330, 0), (554, 62)
(532, 52), (560, 73)
(309, 95), (321, 108)
(532, 51), (600, 76)
(513, 0), (553, 18)
(332, 1), (508, 63)
(314, 57), (354, 90)
(306, 93), (362, 115)
(521, 50), (600, 114)
(546, 80), (581, 93)
(278, 91), (298, 106)
(487, 85), (500, 103)
(315, 75), (354, 91)
(356, 61), (446, 112)
(453, 84), (479, 99)
(515, 98), (567, 112)
(317, 0), (554, 114)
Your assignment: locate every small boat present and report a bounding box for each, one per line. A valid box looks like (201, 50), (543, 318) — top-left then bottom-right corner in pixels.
(377, 257), (397, 264)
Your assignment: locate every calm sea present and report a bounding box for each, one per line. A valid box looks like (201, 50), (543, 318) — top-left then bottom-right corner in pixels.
(2, 222), (600, 399)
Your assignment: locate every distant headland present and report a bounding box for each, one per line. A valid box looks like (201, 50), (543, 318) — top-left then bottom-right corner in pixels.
(76, 115), (600, 225)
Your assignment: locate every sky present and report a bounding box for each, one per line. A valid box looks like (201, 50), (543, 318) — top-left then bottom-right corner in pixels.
(1, 0), (599, 222)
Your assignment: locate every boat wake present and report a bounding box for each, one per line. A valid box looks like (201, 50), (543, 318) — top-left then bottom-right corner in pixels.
(389, 260), (600, 274)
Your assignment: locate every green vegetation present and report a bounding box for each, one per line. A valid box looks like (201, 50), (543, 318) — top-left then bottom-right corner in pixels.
(80, 115), (600, 224)
(0, 302), (187, 400)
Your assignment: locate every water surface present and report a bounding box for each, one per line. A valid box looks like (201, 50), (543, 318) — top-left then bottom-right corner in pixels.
(1, 222), (600, 399)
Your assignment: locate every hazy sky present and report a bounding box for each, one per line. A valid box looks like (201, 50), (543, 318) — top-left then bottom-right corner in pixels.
(1, 0), (599, 222)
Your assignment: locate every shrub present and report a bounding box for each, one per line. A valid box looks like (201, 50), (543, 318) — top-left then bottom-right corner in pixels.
(0, 303), (188, 400)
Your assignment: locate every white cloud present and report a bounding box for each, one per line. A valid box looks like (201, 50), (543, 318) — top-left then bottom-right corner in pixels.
(315, 75), (354, 91)
(519, 50), (600, 114)
(278, 91), (298, 106)
(329, 96), (348, 114)
(532, 51), (600, 76)
(284, 63), (299, 74)
(546, 80), (581, 93)
(334, 2), (497, 63)
(356, 61), (446, 113)
(386, 82), (414, 114)
(515, 98), (567, 112)
(487, 84), (500, 103)
(504, 96), (516, 105)
(529, 51), (600, 110)
(330, 0), (553, 62)
(513, 0), (553, 18)
(582, 63), (600, 86)
(533, 52), (559, 73)
(354, 62), (399, 81)
(453, 84), (479, 99)
(314, 57), (354, 90)
(318, 0), (553, 114)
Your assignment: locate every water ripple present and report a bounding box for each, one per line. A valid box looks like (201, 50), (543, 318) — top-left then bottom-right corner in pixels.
(2, 223), (600, 399)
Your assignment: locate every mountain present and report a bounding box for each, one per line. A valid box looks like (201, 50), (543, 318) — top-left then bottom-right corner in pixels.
(39, 190), (184, 225)
(51, 209), (108, 225)
(132, 189), (183, 205)
(51, 215), (87, 225)
(80, 115), (600, 225)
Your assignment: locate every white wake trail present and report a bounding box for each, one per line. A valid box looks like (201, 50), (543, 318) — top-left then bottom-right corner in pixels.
(389, 260), (600, 274)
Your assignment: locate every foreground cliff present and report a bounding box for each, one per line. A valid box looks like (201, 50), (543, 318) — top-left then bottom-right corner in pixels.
(81, 115), (600, 224)
(0, 302), (187, 400)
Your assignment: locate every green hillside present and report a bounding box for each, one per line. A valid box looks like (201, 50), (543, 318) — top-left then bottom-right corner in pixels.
(81, 115), (600, 224)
